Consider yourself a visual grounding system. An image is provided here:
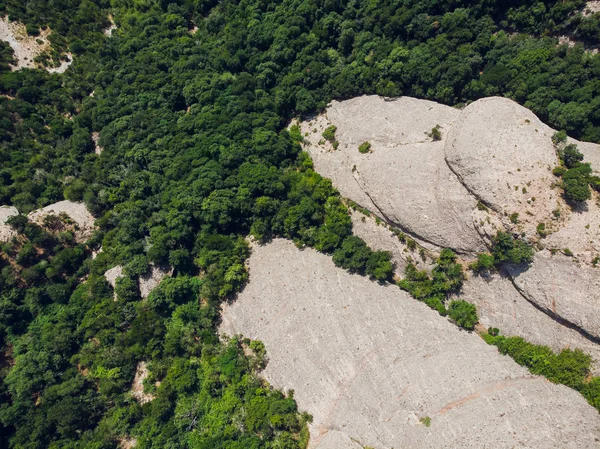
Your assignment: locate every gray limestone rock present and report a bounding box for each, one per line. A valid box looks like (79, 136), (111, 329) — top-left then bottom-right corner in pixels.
(221, 239), (600, 449)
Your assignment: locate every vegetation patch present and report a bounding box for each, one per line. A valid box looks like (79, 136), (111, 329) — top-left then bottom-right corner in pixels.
(358, 141), (372, 154)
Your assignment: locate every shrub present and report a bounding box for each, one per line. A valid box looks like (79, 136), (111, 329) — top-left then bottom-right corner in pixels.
(536, 222), (547, 237)
(491, 232), (534, 265)
(563, 163), (592, 203)
(429, 125), (442, 141)
(509, 213), (519, 224)
(448, 300), (478, 330)
(322, 125), (337, 143)
(488, 327), (500, 336)
(358, 141), (371, 154)
(469, 253), (495, 272)
(552, 130), (567, 146)
(559, 144), (584, 169)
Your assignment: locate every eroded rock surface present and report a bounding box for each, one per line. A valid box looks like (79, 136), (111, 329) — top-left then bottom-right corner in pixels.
(28, 200), (96, 241)
(221, 240), (600, 449)
(0, 17), (72, 72)
(301, 95), (600, 357)
(104, 264), (172, 300)
(445, 97), (560, 240)
(302, 96), (485, 254)
(506, 251), (600, 340)
(459, 272), (600, 373)
(0, 205), (18, 242)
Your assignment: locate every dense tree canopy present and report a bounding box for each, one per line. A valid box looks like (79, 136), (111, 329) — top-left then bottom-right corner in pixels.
(2, 0), (600, 446)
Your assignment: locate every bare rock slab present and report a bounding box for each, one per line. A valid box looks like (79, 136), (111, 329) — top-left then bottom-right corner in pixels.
(302, 96), (485, 254)
(506, 251), (600, 340)
(28, 200), (96, 241)
(460, 272), (600, 373)
(221, 239), (600, 449)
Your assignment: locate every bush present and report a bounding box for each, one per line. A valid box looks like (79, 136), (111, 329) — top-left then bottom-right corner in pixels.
(559, 144), (584, 169)
(429, 125), (442, 141)
(469, 253), (495, 272)
(563, 163), (592, 203)
(491, 232), (534, 265)
(358, 142), (371, 154)
(322, 125), (337, 143)
(448, 300), (478, 330)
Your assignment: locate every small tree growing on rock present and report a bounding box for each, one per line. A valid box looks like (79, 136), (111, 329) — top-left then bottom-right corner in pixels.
(448, 300), (478, 330)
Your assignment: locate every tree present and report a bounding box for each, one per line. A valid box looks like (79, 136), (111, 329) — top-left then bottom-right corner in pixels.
(448, 300), (478, 330)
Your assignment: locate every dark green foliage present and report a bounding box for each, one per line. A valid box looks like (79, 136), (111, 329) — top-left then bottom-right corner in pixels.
(333, 236), (393, 281)
(563, 162), (593, 203)
(429, 125), (442, 141)
(2, 0), (600, 445)
(322, 126), (337, 143)
(358, 141), (371, 154)
(491, 232), (534, 265)
(559, 144), (584, 169)
(399, 248), (463, 316)
(447, 300), (478, 330)
(469, 253), (495, 272)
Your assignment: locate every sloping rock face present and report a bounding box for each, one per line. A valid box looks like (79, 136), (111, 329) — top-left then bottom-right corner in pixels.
(28, 200), (96, 241)
(221, 240), (600, 449)
(445, 97), (560, 240)
(301, 95), (600, 359)
(302, 97), (485, 254)
(458, 272), (600, 373)
(506, 251), (600, 340)
(104, 264), (172, 300)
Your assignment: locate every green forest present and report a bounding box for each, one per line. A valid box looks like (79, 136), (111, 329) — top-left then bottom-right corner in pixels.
(1, 0), (600, 447)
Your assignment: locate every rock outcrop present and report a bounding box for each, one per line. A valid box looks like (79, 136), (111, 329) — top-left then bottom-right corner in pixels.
(28, 200), (96, 241)
(0, 205), (18, 242)
(104, 264), (172, 300)
(459, 272), (600, 373)
(302, 97), (485, 254)
(300, 95), (600, 360)
(221, 240), (600, 449)
(445, 97), (561, 240)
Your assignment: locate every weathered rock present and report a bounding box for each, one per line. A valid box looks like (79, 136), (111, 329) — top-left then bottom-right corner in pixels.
(0, 17), (72, 72)
(314, 430), (362, 449)
(459, 272), (600, 373)
(104, 264), (172, 300)
(139, 265), (173, 299)
(130, 361), (154, 405)
(0, 205), (18, 242)
(445, 97), (560, 240)
(28, 200), (96, 241)
(221, 239), (600, 449)
(302, 96), (485, 254)
(104, 265), (124, 300)
(506, 251), (600, 341)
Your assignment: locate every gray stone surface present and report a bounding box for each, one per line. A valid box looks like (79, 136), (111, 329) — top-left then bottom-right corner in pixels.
(302, 96), (485, 254)
(301, 95), (600, 364)
(348, 208), (435, 277)
(28, 200), (96, 241)
(445, 96), (560, 241)
(221, 239), (600, 449)
(459, 272), (600, 373)
(0, 205), (18, 242)
(507, 251), (600, 340)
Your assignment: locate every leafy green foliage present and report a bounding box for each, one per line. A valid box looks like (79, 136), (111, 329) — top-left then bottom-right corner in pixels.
(358, 141), (372, 154)
(447, 300), (478, 330)
(491, 232), (534, 265)
(2, 0), (600, 445)
(399, 249), (463, 316)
